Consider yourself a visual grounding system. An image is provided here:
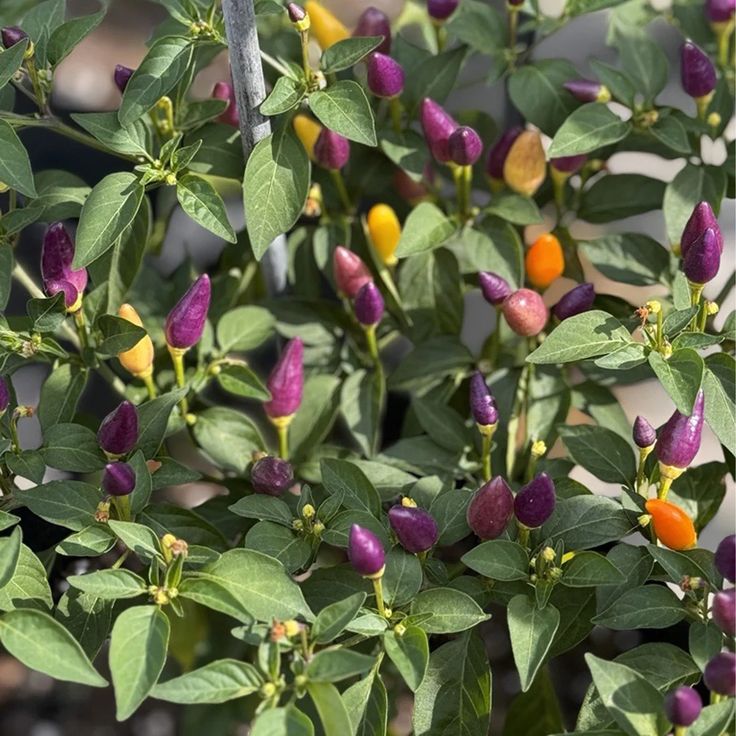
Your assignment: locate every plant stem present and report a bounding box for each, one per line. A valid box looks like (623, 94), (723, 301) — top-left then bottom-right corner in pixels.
(508, 6), (519, 49)
(453, 165), (471, 221)
(364, 325), (380, 367)
(655, 308), (664, 352)
(371, 575), (388, 618)
(73, 309), (88, 349)
(517, 523), (530, 548)
(688, 281), (704, 330)
(434, 23), (446, 53)
(330, 169), (352, 213)
(168, 347), (190, 415)
(112, 549), (131, 569)
(636, 447), (652, 496)
(277, 423), (289, 460)
(8, 416), (20, 453)
(658, 476), (673, 501)
(389, 97), (402, 134)
(143, 373), (158, 400)
(299, 30), (313, 85)
(481, 433), (492, 482)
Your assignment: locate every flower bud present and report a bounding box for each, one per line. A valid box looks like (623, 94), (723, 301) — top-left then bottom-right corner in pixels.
(165, 274), (211, 350)
(712, 588), (736, 636)
(680, 201), (723, 258)
(656, 390), (705, 479)
(645, 499), (697, 550)
(479, 271), (512, 305)
(251, 456), (294, 496)
(388, 505), (439, 553)
(531, 440), (547, 458)
(664, 686), (702, 727)
(353, 6), (391, 53)
(553, 282), (595, 320)
(264, 338), (304, 421)
(633, 415), (656, 449)
(117, 304), (154, 378)
(526, 233), (564, 290)
(682, 227), (721, 285)
(393, 167), (430, 204)
(550, 154), (587, 174)
(287, 2), (308, 26)
(704, 652), (736, 696)
(706, 0), (736, 21)
(41, 222), (88, 313)
(427, 0), (459, 20)
(333, 246), (373, 298)
(563, 79), (611, 103)
(448, 125), (483, 166)
(114, 64), (134, 93)
(469, 372), (498, 428)
(348, 524), (385, 576)
(503, 130), (546, 197)
(2, 26), (28, 49)
(366, 52), (404, 98)
(213, 81), (239, 127)
(420, 97), (459, 163)
(467, 477), (514, 540)
(514, 472), (556, 528)
(98, 400), (139, 456)
(367, 203), (401, 266)
(681, 41), (717, 99)
(486, 127), (523, 181)
(293, 114), (322, 161)
(354, 282), (384, 326)
(715, 534), (736, 583)
(102, 462), (136, 497)
(0, 376), (9, 415)
(313, 128), (350, 170)
(304, 1), (349, 49)
(502, 288), (548, 337)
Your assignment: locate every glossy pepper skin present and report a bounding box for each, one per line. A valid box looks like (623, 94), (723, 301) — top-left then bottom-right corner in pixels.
(293, 114), (322, 161)
(681, 40), (717, 98)
(117, 304), (154, 378)
(420, 97), (459, 163)
(165, 274), (211, 350)
(633, 415), (656, 449)
(682, 227), (721, 284)
(479, 272), (512, 305)
(503, 130), (546, 196)
(467, 477), (514, 540)
(114, 64), (134, 93)
(0, 376), (9, 415)
(712, 588), (736, 636)
(212, 81), (239, 127)
(563, 78), (611, 103)
(367, 203), (401, 266)
(469, 372), (498, 428)
(304, 1), (349, 49)
(553, 283), (595, 320)
(448, 126), (483, 166)
(715, 534), (736, 582)
(550, 154), (587, 174)
(706, 0), (736, 21)
(681, 201), (723, 258)
(348, 524), (385, 576)
(645, 499), (697, 550)
(102, 462), (136, 497)
(97, 401), (139, 457)
(486, 127), (523, 181)
(656, 390), (705, 477)
(664, 686), (702, 727)
(1, 26), (27, 49)
(353, 6), (391, 53)
(41, 222), (88, 312)
(514, 473), (556, 528)
(251, 456), (294, 496)
(427, 0), (459, 20)
(388, 504), (439, 553)
(313, 128), (350, 170)
(703, 652), (736, 696)
(354, 282), (385, 326)
(502, 289), (548, 337)
(366, 52), (404, 98)
(264, 338), (304, 421)
(333, 246), (373, 298)
(526, 233), (565, 289)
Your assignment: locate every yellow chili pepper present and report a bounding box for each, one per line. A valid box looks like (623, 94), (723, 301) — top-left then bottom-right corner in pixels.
(367, 204), (401, 266)
(293, 114), (322, 161)
(304, 1), (349, 49)
(503, 130), (546, 197)
(117, 303), (154, 379)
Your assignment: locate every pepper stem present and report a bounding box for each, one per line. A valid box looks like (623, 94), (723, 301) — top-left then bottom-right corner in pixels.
(517, 523), (530, 548)
(453, 165), (472, 222)
(364, 324), (380, 367)
(389, 97), (403, 134)
(688, 281), (704, 331)
(371, 574), (388, 618)
(674, 726), (687, 736)
(481, 433), (493, 482)
(277, 423), (289, 460)
(299, 30), (313, 86)
(714, 19), (735, 66)
(73, 309), (88, 349)
(433, 23), (447, 53)
(142, 372), (158, 400)
(112, 494), (131, 522)
(695, 92), (713, 121)
(168, 346), (189, 416)
(330, 169), (352, 213)
(658, 475), (673, 501)
(636, 446), (653, 496)
(507, 5), (519, 49)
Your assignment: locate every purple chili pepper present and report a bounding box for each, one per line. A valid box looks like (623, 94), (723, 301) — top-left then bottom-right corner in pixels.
(502, 288), (548, 337)
(715, 534), (736, 582)
(420, 97), (459, 163)
(388, 503), (439, 553)
(467, 476), (514, 540)
(681, 40), (717, 98)
(514, 472), (556, 528)
(633, 416), (656, 449)
(448, 125), (483, 166)
(563, 78), (610, 103)
(681, 201), (723, 259)
(712, 588), (736, 636)
(354, 282), (384, 326)
(313, 128), (350, 170)
(287, 2), (307, 23)
(353, 6), (391, 53)
(164, 274), (211, 351)
(264, 338), (304, 420)
(664, 686), (703, 727)
(704, 652), (736, 696)
(656, 390), (705, 473)
(41, 222), (88, 311)
(114, 64), (134, 93)
(427, 0), (459, 20)
(706, 0), (736, 22)
(333, 246), (373, 298)
(486, 127), (523, 180)
(553, 283), (595, 320)
(479, 271), (512, 305)
(213, 81), (239, 127)
(682, 227), (721, 284)
(550, 154), (587, 174)
(251, 456), (294, 496)
(469, 372), (498, 428)
(366, 52), (404, 98)
(102, 462), (136, 496)
(348, 524), (385, 576)
(1, 26), (27, 49)
(97, 400), (139, 456)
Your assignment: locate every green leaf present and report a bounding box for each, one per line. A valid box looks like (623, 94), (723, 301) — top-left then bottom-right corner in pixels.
(309, 80), (376, 145)
(384, 625), (429, 691)
(47, 8), (106, 66)
(615, 31), (668, 104)
(94, 314), (146, 355)
(43, 422), (105, 472)
(543, 496), (634, 550)
(413, 397), (468, 453)
(55, 590), (113, 660)
(669, 461), (727, 532)
(0, 527), (21, 589)
(229, 495), (294, 526)
(260, 75), (306, 115)
(548, 103), (631, 157)
(306, 649), (375, 682)
(0, 38), (29, 90)
(74, 172), (144, 268)
(341, 369), (383, 457)
(485, 193), (543, 225)
(703, 353), (736, 455)
(216, 305), (275, 352)
(503, 667), (564, 736)
(558, 425), (636, 485)
(152, 659), (263, 704)
(411, 587), (490, 633)
(243, 125), (309, 260)
(383, 546), (423, 607)
(137, 388), (187, 458)
(312, 592), (366, 644)
(401, 45), (467, 114)
(71, 111), (150, 158)
(647, 545), (721, 588)
(689, 621), (723, 672)
(446, 0), (506, 51)
(288, 373), (342, 460)
(118, 35), (192, 126)
(687, 701), (735, 736)
(67, 569), (148, 599)
(252, 708), (315, 736)
(561, 551), (625, 587)
(430, 488), (473, 545)
(216, 363), (270, 400)
(0, 510), (20, 533)
(0, 609), (107, 687)
(0, 119), (37, 197)
(56, 525), (116, 557)
(651, 115), (691, 153)
(109, 605), (170, 720)
(176, 173), (236, 242)
(27, 292), (65, 332)
(307, 681), (353, 736)
(320, 458), (382, 517)
(37, 363), (85, 429)
(648, 349), (704, 414)
(108, 519), (162, 560)
(20, 480), (100, 531)
(389, 335), (472, 387)
(461, 540), (530, 581)
(593, 585), (685, 629)
(192, 407), (264, 473)
(395, 202), (455, 258)
(320, 36), (383, 73)
(177, 577), (255, 623)
(590, 59), (636, 106)
(244, 521), (311, 574)
(0, 543), (52, 612)
(579, 176), (667, 223)
(343, 668), (387, 736)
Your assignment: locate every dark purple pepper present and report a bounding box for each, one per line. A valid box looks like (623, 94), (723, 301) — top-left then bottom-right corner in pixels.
(102, 462), (136, 496)
(664, 686), (703, 727)
(682, 227), (721, 284)
(213, 81), (239, 127)
(313, 128), (350, 170)
(251, 456), (294, 496)
(164, 274), (211, 350)
(706, 0), (735, 21)
(264, 338), (304, 420)
(354, 282), (384, 326)
(354, 6), (391, 54)
(704, 652), (736, 696)
(633, 415), (656, 449)
(712, 588), (736, 635)
(479, 271), (512, 305)
(420, 97), (458, 163)
(550, 154), (587, 174)
(287, 2), (306, 22)
(467, 477), (514, 540)
(366, 52), (404, 98)
(469, 372), (498, 427)
(348, 524), (385, 576)
(486, 127), (523, 180)
(114, 64), (134, 93)
(563, 78), (610, 103)
(0, 376), (9, 414)
(427, 0), (459, 20)
(388, 504), (439, 553)
(1, 26), (27, 49)
(656, 390), (705, 471)
(41, 222), (88, 310)
(97, 400), (139, 456)
(502, 288), (548, 337)
(681, 41), (717, 98)
(681, 201), (723, 258)
(514, 473), (556, 528)
(448, 125), (483, 166)
(553, 283), (595, 320)
(715, 534), (736, 583)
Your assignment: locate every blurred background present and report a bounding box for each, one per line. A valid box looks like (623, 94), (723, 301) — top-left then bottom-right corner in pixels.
(0, 0), (733, 733)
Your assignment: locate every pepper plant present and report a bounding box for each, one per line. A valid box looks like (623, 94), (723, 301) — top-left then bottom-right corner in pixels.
(0, 0), (734, 733)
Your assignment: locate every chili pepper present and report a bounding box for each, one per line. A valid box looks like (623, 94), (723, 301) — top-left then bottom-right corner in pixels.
(293, 114), (322, 161)
(633, 415), (656, 449)
(479, 271), (512, 305)
(486, 127), (523, 186)
(680, 201), (723, 258)
(502, 288), (548, 337)
(393, 167), (430, 204)
(553, 282), (595, 320)
(333, 245), (373, 298)
(681, 40), (717, 100)
(287, 2), (308, 27)
(514, 472), (556, 528)
(563, 78), (611, 103)
(117, 304), (155, 380)
(114, 64), (134, 93)
(348, 524), (385, 576)
(525, 233), (565, 289)
(1, 26), (27, 49)
(304, 1), (349, 49)
(707, 0), (735, 20)
(644, 499), (697, 550)
(715, 534), (736, 582)
(550, 154), (587, 174)
(251, 456), (294, 496)
(102, 462), (136, 497)
(165, 274), (211, 351)
(467, 477), (514, 540)
(712, 588), (736, 635)
(354, 282), (384, 326)
(503, 130), (546, 197)
(0, 376), (9, 416)
(420, 97), (459, 163)
(41, 222), (88, 313)
(388, 500), (439, 553)
(682, 227), (721, 284)
(366, 52), (404, 98)
(264, 338), (304, 423)
(98, 400), (139, 457)
(313, 128), (350, 170)
(704, 652), (736, 696)
(664, 687), (702, 728)
(469, 372), (498, 429)
(448, 125), (483, 166)
(354, 6), (391, 53)
(427, 0), (459, 20)
(212, 81), (239, 127)
(367, 203), (401, 266)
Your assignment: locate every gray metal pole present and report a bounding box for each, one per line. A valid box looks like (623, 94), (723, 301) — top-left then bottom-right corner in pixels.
(222, 0), (288, 294)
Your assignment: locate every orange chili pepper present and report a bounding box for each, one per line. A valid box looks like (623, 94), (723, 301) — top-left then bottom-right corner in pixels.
(645, 498), (697, 551)
(525, 233), (565, 289)
(304, 1), (349, 49)
(117, 303), (154, 379)
(367, 204), (401, 266)
(293, 114), (322, 161)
